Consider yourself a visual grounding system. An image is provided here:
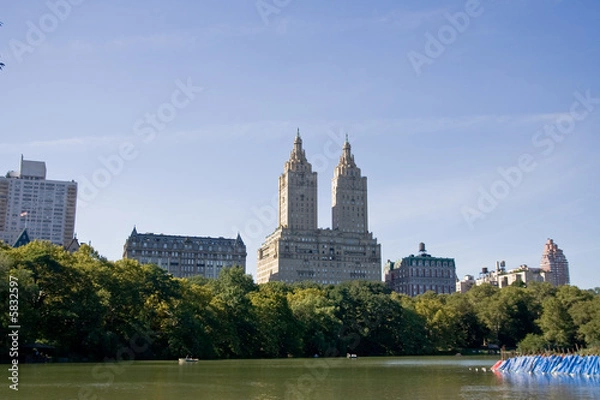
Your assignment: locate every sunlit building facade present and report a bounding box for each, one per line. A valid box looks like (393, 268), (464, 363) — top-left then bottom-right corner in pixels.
(256, 132), (381, 284)
(540, 238), (570, 286)
(385, 243), (456, 296)
(123, 227), (247, 279)
(0, 156), (77, 246)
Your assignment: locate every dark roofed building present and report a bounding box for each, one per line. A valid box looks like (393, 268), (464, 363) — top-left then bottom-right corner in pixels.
(122, 227), (247, 278)
(384, 242), (457, 297)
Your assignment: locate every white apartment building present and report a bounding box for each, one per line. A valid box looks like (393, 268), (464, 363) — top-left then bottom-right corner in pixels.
(0, 156), (77, 246)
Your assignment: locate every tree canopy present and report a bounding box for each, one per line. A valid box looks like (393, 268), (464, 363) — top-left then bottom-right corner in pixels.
(1, 241), (598, 362)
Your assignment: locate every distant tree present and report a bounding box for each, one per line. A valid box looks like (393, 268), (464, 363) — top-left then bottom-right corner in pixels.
(517, 333), (548, 354)
(537, 296), (575, 348)
(327, 280), (402, 356)
(249, 282), (303, 357)
(162, 279), (218, 359)
(208, 267), (260, 358)
(287, 286), (341, 356)
(572, 295), (600, 347)
(444, 293), (487, 349)
(394, 294), (431, 354)
(476, 286), (538, 347)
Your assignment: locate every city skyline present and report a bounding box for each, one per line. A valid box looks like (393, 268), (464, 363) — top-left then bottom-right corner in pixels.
(1, 1), (598, 288)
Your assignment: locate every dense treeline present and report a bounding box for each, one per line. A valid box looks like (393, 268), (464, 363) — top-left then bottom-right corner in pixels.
(1, 241), (599, 362)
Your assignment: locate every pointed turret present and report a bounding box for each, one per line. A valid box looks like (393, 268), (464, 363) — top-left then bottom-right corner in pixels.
(13, 228), (30, 248)
(338, 134), (357, 169)
(287, 128), (308, 167)
(331, 135), (368, 233)
(235, 232), (244, 246)
(132, 225), (138, 236)
(278, 129), (318, 230)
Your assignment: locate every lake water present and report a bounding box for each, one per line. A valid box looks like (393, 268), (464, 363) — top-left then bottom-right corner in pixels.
(12, 356), (600, 400)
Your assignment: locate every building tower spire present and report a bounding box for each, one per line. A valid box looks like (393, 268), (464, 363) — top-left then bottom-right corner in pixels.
(288, 129), (308, 166)
(331, 136), (368, 233)
(339, 134), (356, 169)
(278, 130), (318, 230)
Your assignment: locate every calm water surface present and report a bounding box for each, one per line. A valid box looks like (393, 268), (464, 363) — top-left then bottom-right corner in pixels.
(14, 356), (600, 400)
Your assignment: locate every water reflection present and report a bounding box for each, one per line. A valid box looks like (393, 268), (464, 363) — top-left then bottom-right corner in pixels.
(19, 357), (599, 400)
(491, 370), (600, 400)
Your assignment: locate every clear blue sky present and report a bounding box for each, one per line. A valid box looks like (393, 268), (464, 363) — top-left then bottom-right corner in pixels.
(1, 0), (599, 288)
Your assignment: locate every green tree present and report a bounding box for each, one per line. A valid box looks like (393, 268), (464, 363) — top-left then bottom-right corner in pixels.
(250, 282), (302, 357)
(444, 293), (486, 349)
(162, 279), (218, 359)
(287, 286), (341, 357)
(95, 258), (180, 359)
(394, 294), (431, 354)
(537, 297), (575, 348)
(328, 281), (402, 356)
(414, 292), (453, 351)
(209, 267), (259, 358)
(537, 285), (593, 349)
(477, 286), (537, 347)
(572, 295), (600, 347)
(517, 333), (548, 354)
(1, 242), (107, 359)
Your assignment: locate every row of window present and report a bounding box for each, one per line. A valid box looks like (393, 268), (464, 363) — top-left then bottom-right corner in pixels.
(130, 250), (242, 260)
(131, 242), (240, 251)
(404, 259), (454, 268)
(396, 268), (455, 278)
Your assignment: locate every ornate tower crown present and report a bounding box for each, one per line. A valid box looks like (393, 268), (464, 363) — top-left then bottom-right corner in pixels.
(334, 134), (361, 178)
(284, 129), (311, 172)
(331, 135), (368, 233)
(278, 129), (318, 230)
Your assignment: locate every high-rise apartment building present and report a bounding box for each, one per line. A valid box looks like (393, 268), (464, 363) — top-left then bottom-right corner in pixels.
(256, 131), (381, 284)
(0, 156), (77, 246)
(123, 227), (247, 279)
(540, 238), (570, 286)
(384, 243), (456, 296)
(278, 133), (318, 231)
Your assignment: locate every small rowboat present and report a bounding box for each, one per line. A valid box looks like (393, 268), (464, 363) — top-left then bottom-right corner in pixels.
(179, 358), (199, 364)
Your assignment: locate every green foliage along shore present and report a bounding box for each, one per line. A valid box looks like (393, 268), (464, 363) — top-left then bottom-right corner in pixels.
(1, 241), (599, 362)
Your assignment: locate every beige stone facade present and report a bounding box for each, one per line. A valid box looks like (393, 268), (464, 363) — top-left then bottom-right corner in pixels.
(540, 238), (570, 286)
(256, 132), (381, 284)
(455, 261), (553, 293)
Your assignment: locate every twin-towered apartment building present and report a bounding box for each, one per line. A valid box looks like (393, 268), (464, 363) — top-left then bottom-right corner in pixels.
(255, 131), (381, 284)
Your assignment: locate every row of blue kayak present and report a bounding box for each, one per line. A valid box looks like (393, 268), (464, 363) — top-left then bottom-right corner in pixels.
(493, 355), (600, 376)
